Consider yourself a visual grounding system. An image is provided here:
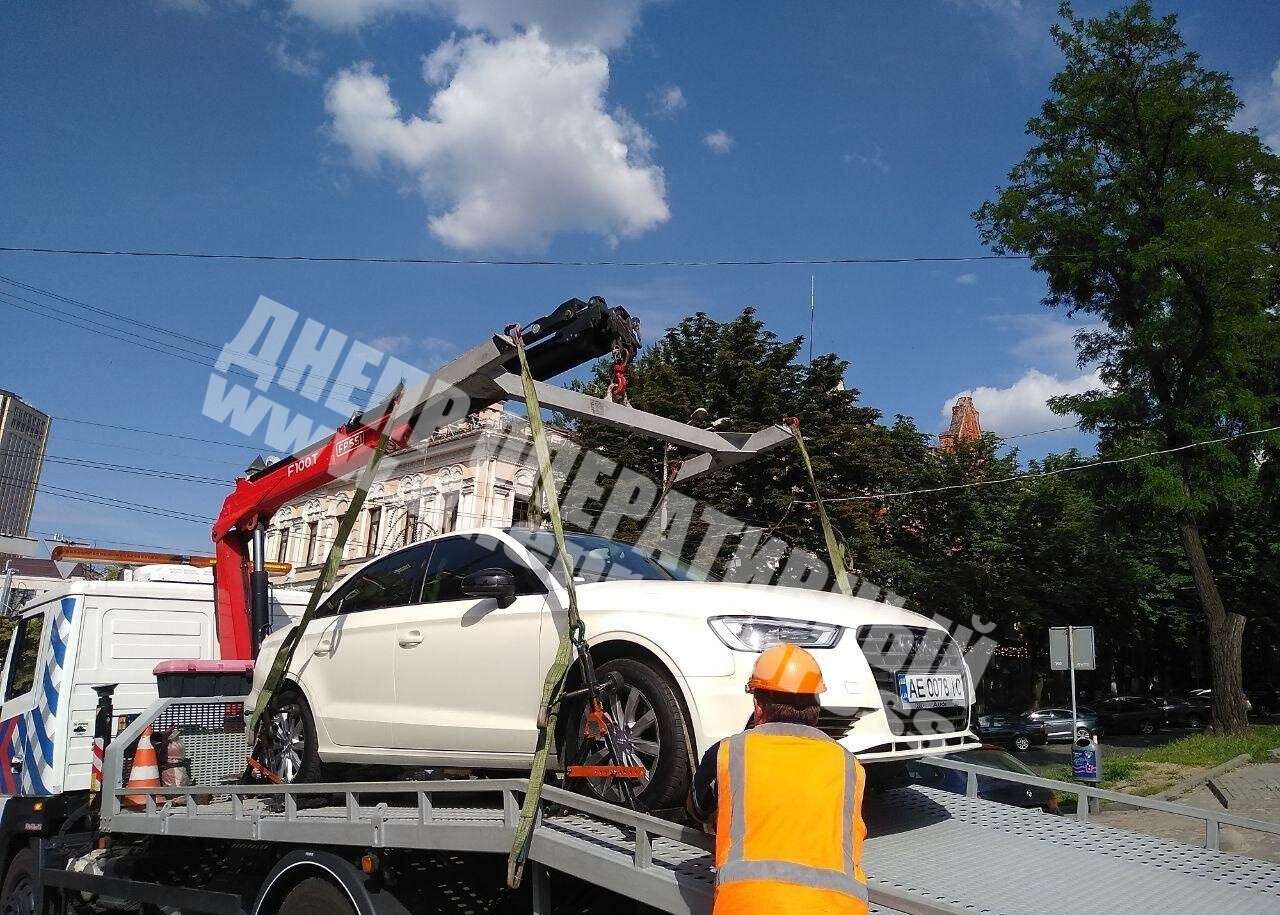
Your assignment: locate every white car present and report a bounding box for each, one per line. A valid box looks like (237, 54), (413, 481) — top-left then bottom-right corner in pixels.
(250, 527), (978, 809)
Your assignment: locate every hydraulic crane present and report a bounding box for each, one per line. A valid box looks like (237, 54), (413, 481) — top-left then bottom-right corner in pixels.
(210, 296), (793, 661)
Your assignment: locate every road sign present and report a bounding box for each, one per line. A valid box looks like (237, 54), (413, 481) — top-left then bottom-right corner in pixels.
(1050, 626), (1096, 671)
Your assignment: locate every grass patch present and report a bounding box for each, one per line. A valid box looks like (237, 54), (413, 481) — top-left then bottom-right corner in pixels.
(1126, 725), (1280, 768)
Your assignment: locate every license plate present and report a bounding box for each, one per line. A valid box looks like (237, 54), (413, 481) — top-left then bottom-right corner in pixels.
(896, 672), (965, 707)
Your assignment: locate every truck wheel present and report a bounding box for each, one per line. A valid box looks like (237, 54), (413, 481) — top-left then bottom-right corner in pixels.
(1, 848), (35, 915)
(566, 657), (693, 813)
(276, 876), (355, 915)
(263, 690), (324, 784)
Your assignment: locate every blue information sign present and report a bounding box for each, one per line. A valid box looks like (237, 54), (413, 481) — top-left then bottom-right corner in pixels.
(1072, 742), (1099, 782)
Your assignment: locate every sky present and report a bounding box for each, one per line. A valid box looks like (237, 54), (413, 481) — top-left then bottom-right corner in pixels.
(2, 0), (1279, 555)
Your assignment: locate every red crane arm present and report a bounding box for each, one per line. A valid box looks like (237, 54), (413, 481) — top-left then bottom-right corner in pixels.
(211, 407), (413, 660)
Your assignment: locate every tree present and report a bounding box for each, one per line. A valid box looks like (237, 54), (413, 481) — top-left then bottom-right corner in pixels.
(976, 2), (1280, 730)
(568, 309), (914, 584)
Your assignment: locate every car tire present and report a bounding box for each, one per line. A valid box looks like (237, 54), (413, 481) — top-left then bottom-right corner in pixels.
(277, 877), (356, 915)
(1013, 735), (1032, 752)
(1185, 713), (1203, 729)
(1138, 719), (1156, 736)
(1, 847), (35, 915)
(262, 689), (325, 784)
(565, 657), (693, 813)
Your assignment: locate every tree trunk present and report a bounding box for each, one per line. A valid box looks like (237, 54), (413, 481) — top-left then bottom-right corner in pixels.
(1176, 516), (1249, 732)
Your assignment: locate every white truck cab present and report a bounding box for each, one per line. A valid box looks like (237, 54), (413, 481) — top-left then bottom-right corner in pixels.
(0, 571), (306, 800)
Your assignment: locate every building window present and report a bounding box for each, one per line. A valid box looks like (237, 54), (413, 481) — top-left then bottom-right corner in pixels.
(275, 530), (288, 564)
(404, 510), (419, 546)
(512, 495), (531, 524)
(366, 506), (382, 555)
(305, 520), (318, 566)
(442, 492), (460, 533)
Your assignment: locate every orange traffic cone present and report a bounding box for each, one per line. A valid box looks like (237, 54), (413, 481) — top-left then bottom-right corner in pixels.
(123, 726), (162, 810)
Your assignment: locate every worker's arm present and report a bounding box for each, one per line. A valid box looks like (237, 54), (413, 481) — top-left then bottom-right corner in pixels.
(686, 741), (722, 830)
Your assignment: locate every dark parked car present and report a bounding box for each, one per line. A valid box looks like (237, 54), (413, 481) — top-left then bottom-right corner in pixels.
(1150, 695), (1210, 729)
(1095, 696), (1164, 735)
(906, 745), (1059, 813)
(1023, 707), (1100, 742)
(974, 713), (1048, 752)
(1247, 688), (1279, 718)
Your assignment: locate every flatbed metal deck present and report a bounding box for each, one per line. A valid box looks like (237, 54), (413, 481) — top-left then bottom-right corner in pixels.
(100, 698), (1280, 915)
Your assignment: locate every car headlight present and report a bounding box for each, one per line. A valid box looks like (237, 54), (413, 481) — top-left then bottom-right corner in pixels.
(708, 615), (842, 652)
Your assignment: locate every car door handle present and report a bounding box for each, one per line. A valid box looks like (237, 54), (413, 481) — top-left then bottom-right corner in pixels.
(398, 630), (424, 648)
(314, 636), (334, 656)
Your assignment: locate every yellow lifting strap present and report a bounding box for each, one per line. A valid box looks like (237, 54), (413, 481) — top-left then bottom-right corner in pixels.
(505, 327), (589, 889)
(248, 385), (403, 738)
(785, 417), (854, 596)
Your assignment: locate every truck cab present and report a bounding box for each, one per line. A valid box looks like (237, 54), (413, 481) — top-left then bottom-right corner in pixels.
(0, 568), (306, 802)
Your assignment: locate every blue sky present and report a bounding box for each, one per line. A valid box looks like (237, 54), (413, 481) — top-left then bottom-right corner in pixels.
(3, 0), (1279, 555)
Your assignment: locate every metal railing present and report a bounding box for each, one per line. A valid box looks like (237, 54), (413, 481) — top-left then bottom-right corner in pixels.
(919, 755), (1280, 851)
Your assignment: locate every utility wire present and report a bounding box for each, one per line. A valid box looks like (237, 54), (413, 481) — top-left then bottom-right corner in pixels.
(27, 528), (209, 554)
(809, 424), (1280, 503)
(48, 415), (264, 451)
(0, 244), (1031, 268)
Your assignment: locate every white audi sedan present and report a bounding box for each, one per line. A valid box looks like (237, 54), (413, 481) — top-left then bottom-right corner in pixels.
(251, 527), (978, 809)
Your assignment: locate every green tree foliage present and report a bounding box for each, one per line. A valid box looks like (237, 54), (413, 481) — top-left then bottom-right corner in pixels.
(975, 2), (1280, 730)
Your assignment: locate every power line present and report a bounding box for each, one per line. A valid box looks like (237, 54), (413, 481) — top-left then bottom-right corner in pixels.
(810, 423), (1280, 503)
(40, 454), (232, 487)
(27, 529), (209, 554)
(49, 415), (264, 451)
(0, 244), (1031, 268)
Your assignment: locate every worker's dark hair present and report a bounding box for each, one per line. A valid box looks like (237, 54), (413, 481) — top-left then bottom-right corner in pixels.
(753, 689), (822, 727)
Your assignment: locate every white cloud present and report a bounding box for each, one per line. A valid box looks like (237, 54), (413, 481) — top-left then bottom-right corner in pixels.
(955, 272), (978, 285)
(988, 313), (1101, 375)
(288, 0), (648, 48)
(370, 334), (413, 353)
(1238, 58), (1280, 152)
(943, 368), (1100, 438)
(656, 85), (686, 116)
(271, 38), (323, 77)
(703, 129), (733, 154)
(325, 32), (668, 250)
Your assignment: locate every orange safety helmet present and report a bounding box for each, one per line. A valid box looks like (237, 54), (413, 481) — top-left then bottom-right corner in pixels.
(746, 643), (826, 696)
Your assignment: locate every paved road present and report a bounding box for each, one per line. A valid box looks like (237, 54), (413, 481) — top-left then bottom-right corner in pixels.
(1018, 727), (1200, 769)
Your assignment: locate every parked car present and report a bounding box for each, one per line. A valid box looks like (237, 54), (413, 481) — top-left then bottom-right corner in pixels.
(1186, 689), (1253, 717)
(1023, 707), (1100, 742)
(906, 745), (1059, 813)
(1247, 688), (1279, 718)
(974, 713), (1048, 752)
(1150, 695), (1210, 729)
(249, 528), (978, 810)
(1094, 696), (1164, 735)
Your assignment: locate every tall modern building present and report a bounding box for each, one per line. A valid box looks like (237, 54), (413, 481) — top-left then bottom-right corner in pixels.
(0, 390), (50, 536)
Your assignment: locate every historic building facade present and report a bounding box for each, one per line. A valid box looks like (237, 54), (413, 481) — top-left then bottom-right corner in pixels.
(265, 407), (545, 586)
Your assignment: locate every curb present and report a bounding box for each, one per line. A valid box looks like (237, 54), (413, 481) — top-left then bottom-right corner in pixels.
(1156, 753), (1252, 802)
(1269, 746), (1280, 760)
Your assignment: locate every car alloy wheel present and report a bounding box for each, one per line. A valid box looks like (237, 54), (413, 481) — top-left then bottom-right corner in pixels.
(581, 683), (662, 802)
(1013, 735), (1032, 752)
(1186, 714), (1203, 729)
(1139, 719), (1155, 735)
(265, 701), (308, 784)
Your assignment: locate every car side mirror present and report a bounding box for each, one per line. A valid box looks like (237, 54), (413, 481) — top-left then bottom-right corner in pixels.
(462, 568), (517, 609)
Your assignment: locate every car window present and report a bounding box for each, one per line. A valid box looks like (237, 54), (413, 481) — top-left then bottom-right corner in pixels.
(330, 543), (435, 615)
(507, 529), (691, 584)
(4, 613), (44, 701)
(421, 534), (545, 604)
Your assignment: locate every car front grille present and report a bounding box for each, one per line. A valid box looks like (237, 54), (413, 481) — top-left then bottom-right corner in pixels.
(855, 625), (970, 737)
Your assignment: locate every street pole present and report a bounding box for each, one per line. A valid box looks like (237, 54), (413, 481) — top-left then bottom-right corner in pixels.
(1068, 625), (1079, 738)
(660, 443), (671, 531)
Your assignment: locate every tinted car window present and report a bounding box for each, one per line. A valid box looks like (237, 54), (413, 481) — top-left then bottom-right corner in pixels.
(507, 530), (688, 584)
(421, 534), (545, 603)
(327, 543), (434, 615)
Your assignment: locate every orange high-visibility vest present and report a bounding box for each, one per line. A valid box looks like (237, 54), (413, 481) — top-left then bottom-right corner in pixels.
(714, 722), (868, 915)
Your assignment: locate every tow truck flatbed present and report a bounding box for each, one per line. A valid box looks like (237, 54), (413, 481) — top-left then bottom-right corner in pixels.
(83, 697), (1280, 915)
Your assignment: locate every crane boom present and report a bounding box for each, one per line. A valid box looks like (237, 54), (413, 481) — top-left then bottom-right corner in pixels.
(210, 296), (793, 661)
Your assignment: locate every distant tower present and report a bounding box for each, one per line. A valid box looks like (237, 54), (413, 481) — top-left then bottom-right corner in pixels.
(0, 390), (51, 536)
(938, 396), (983, 452)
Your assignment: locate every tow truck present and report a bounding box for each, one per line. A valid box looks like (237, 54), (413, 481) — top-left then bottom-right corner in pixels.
(2, 298), (1279, 913)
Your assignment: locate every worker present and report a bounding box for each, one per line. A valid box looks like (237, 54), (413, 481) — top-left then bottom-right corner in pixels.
(687, 643), (868, 915)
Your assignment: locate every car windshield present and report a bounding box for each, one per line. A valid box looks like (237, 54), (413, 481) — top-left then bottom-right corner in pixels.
(952, 748), (1036, 776)
(506, 530), (697, 584)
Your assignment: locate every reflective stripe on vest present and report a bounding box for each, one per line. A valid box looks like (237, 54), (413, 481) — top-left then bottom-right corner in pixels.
(716, 722), (868, 906)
